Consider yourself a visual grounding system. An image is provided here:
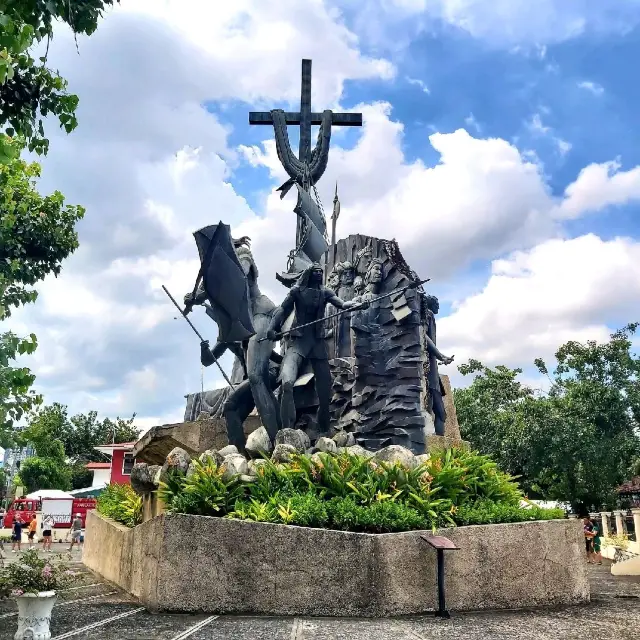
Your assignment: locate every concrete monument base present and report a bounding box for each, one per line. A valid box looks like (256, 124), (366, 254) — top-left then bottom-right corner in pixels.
(84, 511), (589, 616)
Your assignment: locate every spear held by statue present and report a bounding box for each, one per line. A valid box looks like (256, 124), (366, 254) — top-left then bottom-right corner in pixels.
(161, 284), (236, 390)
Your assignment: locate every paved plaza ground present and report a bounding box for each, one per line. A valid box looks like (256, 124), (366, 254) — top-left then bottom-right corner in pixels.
(0, 548), (638, 639)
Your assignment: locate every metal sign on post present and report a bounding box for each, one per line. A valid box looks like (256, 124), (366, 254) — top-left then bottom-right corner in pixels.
(421, 534), (460, 619)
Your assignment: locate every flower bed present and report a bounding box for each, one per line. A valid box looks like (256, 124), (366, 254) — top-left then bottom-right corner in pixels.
(154, 446), (564, 533)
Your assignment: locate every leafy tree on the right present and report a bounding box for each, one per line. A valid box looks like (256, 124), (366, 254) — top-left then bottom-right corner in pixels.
(455, 324), (640, 513)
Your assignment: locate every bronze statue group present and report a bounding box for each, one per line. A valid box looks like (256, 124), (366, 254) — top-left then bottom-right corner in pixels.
(181, 226), (454, 455)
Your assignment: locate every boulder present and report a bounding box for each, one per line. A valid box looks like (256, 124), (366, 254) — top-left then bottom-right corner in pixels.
(375, 445), (417, 469)
(316, 437), (338, 454)
(275, 428), (310, 453)
(248, 459), (269, 477)
(332, 431), (355, 447)
(245, 426), (273, 458)
(239, 474), (257, 484)
(130, 463), (161, 494)
(199, 449), (224, 467)
(220, 454), (249, 481)
(415, 454), (430, 467)
(344, 445), (375, 459)
(218, 445), (240, 458)
(186, 461), (198, 479)
(271, 443), (297, 463)
(160, 447), (192, 482)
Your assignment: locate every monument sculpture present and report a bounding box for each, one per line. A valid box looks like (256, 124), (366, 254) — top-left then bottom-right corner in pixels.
(421, 294), (455, 436)
(174, 59), (459, 456)
(329, 237), (431, 453)
(266, 262), (359, 434)
(182, 226), (282, 451)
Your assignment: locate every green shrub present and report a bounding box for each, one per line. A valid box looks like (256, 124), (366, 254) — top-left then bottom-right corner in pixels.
(454, 500), (565, 526)
(428, 447), (522, 506)
(159, 459), (244, 517)
(326, 497), (429, 533)
(97, 483), (142, 528)
(156, 446), (564, 534)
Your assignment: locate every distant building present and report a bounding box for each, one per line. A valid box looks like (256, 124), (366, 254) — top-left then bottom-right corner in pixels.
(3, 446), (35, 483)
(84, 462), (112, 487)
(86, 442), (136, 486)
(617, 476), (640, 509)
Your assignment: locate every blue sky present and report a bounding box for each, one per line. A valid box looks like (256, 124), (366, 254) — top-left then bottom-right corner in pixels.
(5, 0), (640, 429)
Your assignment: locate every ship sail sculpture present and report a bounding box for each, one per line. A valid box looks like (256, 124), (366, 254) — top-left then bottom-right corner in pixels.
(249, 59), (363, 284)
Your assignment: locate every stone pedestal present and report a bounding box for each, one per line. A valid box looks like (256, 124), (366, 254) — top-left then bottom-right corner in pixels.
(440, 374), (462, 440)
(133, 416), (261, 465)
(632, 510), (640, 539)
(84, 512), (590, 615)
(615, 511), (626, 536)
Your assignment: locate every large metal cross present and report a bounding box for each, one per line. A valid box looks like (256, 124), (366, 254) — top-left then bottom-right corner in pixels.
(249, 59), (363, 165)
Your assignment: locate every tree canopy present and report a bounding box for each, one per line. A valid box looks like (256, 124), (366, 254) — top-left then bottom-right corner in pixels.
(0, 0), (119, 160)
(0, 151), (84, 439)
(455, 324), (640, 512)
(20, 403), (138, 489)
(0, 0), (117, 441)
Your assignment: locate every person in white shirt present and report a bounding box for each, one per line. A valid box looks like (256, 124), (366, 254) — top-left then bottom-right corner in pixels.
(42, 515), (54, 552)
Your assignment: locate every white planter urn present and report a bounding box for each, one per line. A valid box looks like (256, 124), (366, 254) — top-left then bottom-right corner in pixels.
(14, 591), (56, 640)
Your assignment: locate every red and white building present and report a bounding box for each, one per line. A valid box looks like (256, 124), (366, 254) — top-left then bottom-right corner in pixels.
(85, 442), (136, 487)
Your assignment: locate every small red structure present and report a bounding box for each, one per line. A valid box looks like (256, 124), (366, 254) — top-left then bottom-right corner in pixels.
(91, 442), (136, 485)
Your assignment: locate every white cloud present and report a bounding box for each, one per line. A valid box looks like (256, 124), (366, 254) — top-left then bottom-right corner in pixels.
(528, 113), (551, 135)
(464, 113), (481, 133)
(241, 110), (561, 281)
(557, 161), (640, 219)
(578, 81), (605, 96)
(369, 0), (640, 46)
(439, 234), (640, 370)
(406, 76), (430, 93)
(526, 112), (571, 156)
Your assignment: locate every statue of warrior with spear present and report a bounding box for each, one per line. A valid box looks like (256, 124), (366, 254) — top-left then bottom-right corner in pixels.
(166, 223), (283, 454)
(265, 262), (428, 436)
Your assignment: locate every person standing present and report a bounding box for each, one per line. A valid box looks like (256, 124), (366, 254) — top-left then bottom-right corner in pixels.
(27, 515), (37, 549)
(583, 517), (595, 562)
(42, 514), (54, 552)
(590, 520), (603, 565)
(11, 515), (22, 553)
(68, 514), (83, 552)
(0, 507), (6, 530)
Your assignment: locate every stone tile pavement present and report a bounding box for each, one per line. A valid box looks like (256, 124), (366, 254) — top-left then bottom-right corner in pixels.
(0, 558), (637, 639)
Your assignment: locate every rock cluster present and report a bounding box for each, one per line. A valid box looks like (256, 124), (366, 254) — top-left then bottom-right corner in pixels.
(130, 429), (430, 495)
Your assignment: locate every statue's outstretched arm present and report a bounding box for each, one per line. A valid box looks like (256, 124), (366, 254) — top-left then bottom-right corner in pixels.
(325, 288), (357, 310)
(425, 335), (453, 363)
